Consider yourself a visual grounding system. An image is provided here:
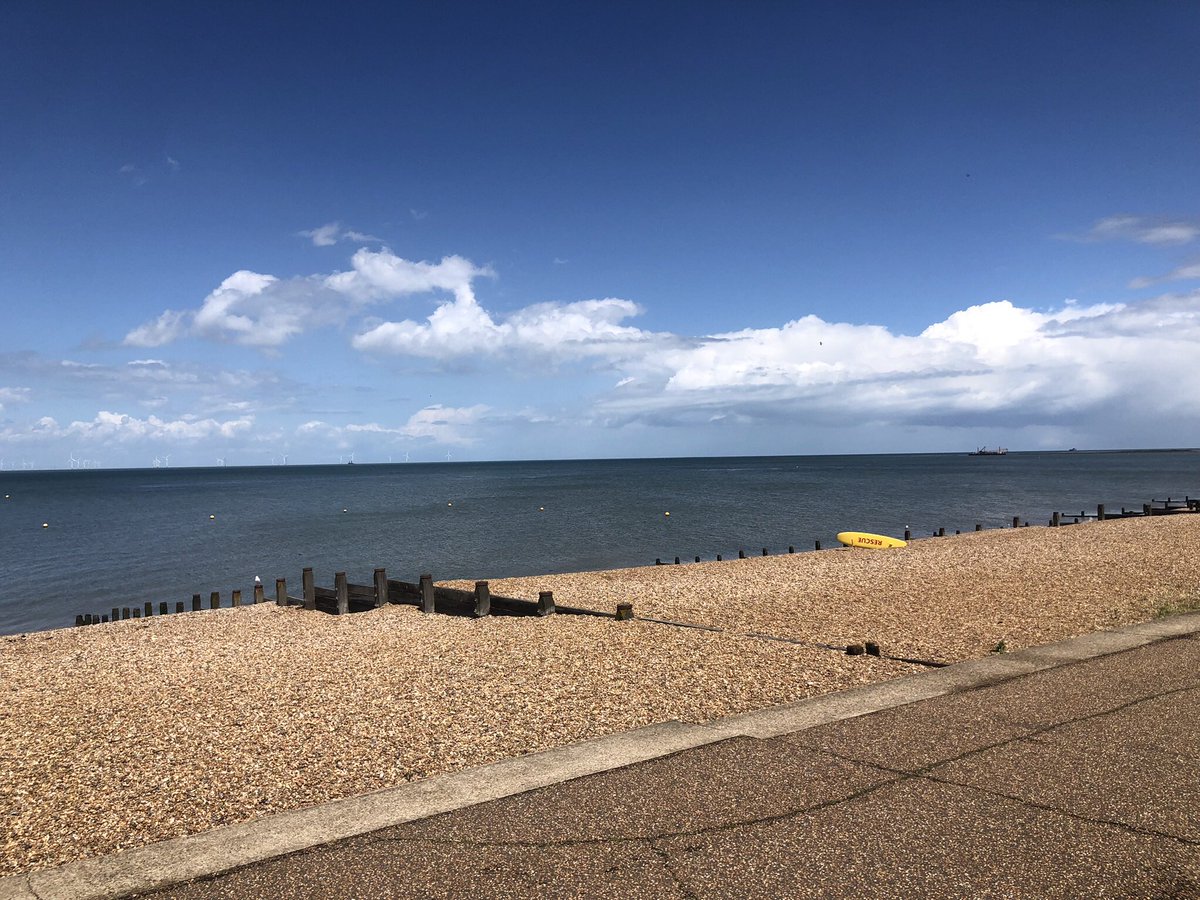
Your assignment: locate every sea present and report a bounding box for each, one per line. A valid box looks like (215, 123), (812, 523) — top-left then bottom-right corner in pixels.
(1, 450), (1197, 636)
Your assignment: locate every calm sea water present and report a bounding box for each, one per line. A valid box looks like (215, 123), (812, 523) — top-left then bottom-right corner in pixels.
(1, 451), (1197, 635)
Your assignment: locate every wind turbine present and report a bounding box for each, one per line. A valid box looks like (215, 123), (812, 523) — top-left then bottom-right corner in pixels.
(216, 457), (225, 467)
(152, 456), (162, 468)
(281, 454), (288, 466)
(68, 453), (80, 470)
(162, 454), (170, 468)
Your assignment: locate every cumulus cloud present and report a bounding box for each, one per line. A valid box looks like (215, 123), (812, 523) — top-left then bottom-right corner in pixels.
(352, 285), (672, 365)
(593, 291), (1200, 430)
(1068, 215), (1200, 246)
(1, 411), (254, 443)
(325, 249), (492, 302)
(124, 250), (489, 348)
(124, 310), (189, 347)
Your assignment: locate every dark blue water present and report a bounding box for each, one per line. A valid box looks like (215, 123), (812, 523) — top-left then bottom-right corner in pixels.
(1, 451), (1197, 635)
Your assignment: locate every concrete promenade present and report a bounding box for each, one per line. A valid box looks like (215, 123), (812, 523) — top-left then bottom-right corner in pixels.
(6, 612), (1199, 899)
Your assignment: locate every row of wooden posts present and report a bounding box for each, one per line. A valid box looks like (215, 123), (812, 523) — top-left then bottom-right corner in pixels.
(653, 496), (1198, 566)
(73, 495), (1196, 627)
(74, 567), (636, 627)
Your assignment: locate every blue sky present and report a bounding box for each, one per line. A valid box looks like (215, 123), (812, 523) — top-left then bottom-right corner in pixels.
(2, 1), (1199, 467)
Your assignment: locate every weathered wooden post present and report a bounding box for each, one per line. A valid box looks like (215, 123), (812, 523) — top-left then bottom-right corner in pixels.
(122, 607), (130, 619)
(132, 608), (141, 618)
(75, 614), (85, 626)
(1097, 504), (1106, 521)
(788, 545), (795, 553)
(938, 527), (945, 537)
(616, 602), (634, 620)
(232, 589), (242, 608)
(175, 601), (184, 614)
(904, 528), (911, 541)
(1012, 516), (1020, 528)
(537, 591), (555, 616)
(716, 554), (722, 561)
(276, 578), (287, 607)
(210, 591), (220, 609)
(762, 547), (769, 556)
(1052, 512), (1060, 527)
(815, 540), (821, 550)
(373, 568), (387, 608)
(111, 607), (120, 622)
(253, 583), (264, 604)
(159, 601), (169, 616)
(419, 574), (434, 614)
(192, 593), (202, 612)
(335, 572), (349, 616)
(975, 523), (982, 531)
(695, 555), (701, 563)
(738, 549), (746, 559)
(674, 556), (680, 564)
(1143, 503), (1152, 517)
(303, 568), (315, 611)
(473, 581), (490, 618)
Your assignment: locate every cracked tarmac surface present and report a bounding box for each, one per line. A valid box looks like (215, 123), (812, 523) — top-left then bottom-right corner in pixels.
(141, 632), (1200, 899)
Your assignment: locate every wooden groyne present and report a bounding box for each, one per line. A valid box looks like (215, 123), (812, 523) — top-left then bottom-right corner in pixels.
(72, 567), (605, 627)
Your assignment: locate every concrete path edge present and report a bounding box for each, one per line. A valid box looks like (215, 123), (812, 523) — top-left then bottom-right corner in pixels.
(5, 610), (1199, 900)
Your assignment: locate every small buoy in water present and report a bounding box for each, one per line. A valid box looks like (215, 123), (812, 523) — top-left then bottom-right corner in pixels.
(539, 506), (544, 511)
(209, 514), (216, 520)
(342, 508), (348, 513)
(42, 522), (49, 528)
(3, 494), (9, 499)
(664, 511), (670, 517)
(447, 502), (452, 507)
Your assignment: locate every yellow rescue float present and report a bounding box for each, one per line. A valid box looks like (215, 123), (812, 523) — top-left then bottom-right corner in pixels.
(836, 531), (907, 550)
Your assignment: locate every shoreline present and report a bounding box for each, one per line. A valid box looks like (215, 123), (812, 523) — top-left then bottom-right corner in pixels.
(4, 514), (1200, 876)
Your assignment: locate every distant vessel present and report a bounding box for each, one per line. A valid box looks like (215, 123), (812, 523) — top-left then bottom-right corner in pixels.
(968, 447), (1008, 456)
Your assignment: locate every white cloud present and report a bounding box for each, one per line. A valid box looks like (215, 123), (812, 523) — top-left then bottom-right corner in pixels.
(594, 291), (1200, 429)
(325, 249), (492, 302)
(352, 284), (671, 364)
(297, 405), (491, 447)
(125, 250), (491, 348)
(1129, 261), (1200, 289)
(66, 411), (255, 441)
(0, 411), (255, 443)
(1072, 215), (1200, 246)
(299, 222), (381, 247)
(302, 223), (340, 246)
(0, 387), (31, 412)
(124, 310), (189, 347)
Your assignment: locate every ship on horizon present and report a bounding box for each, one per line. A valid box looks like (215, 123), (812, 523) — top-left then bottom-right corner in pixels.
(968, 446), (1008, 456)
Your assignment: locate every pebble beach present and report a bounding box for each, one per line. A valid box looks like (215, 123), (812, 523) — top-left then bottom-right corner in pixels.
(3, 514), (1200, 877)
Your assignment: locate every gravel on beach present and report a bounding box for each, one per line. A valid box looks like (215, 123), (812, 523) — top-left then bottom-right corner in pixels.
(3, 514), (1199, 876)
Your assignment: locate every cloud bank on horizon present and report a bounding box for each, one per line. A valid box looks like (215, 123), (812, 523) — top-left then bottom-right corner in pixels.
(3, 212), (1200, 468)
